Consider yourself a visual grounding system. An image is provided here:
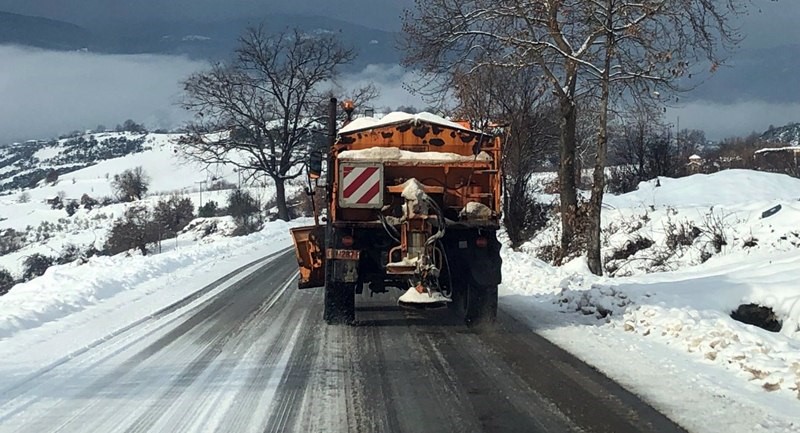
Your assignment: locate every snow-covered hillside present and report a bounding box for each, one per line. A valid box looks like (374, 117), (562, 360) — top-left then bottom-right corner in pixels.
(762, 122), (800, 147)
(0, 131), (286, 278)
(501, 169), (800, 432)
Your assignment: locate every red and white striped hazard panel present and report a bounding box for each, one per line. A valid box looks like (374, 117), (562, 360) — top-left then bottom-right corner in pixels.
(339, 163), (383, 208)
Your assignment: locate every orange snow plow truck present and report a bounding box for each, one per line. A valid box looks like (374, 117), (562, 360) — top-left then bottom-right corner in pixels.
(290, 99), (502, 325)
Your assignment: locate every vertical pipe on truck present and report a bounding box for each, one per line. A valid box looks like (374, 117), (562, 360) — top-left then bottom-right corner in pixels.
(324, 98), (337, 286)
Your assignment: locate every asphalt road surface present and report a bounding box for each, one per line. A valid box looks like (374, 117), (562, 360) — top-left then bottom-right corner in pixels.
(0, 251), (688, 433)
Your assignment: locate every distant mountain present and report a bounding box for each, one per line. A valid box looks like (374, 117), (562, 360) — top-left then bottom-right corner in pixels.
(0, 11), (401, 69)
(761, 123), (800, 147)
(91, 14), (402, 69)
(0, 11), (94, 50)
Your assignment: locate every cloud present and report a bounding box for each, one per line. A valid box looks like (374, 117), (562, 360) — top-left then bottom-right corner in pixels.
(668, 101), (800, 141)
(3, 47), (793, 147)
(335, 64), (429, 111)
(0, 45), (207, 144)
(0, 53), (431, 144)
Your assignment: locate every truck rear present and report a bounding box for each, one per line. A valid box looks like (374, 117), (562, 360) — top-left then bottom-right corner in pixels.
(291, 99), (502, 325)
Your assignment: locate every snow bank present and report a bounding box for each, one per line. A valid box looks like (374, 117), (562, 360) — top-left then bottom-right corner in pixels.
(180, 216), (239, 241)
(607, 169), (800, 208)
(0, 219), (299, 341)
(501, 169), (800, 430)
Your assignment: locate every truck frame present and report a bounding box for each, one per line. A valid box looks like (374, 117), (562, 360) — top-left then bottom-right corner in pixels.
(291, 98), (502, 325)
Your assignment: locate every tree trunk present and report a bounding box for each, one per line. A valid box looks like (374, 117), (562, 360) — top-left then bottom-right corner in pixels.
(558, 97), (579, 263)
(275, 178), (290, 221)
(587, 2), (614, 276)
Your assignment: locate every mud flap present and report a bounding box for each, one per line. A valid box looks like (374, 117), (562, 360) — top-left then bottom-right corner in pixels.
(290, 225), (326, 289)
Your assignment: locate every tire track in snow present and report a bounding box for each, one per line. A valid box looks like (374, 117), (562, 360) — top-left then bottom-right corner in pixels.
(148, 278), (305, 433)
(117, 258), (299, 433)
(262, 294), (322, 433)
(0, 247), (290, 405)
(195, 280), (308, 433)
(0, 251), (298, 433)
(0, 254), (281, 430)
(16, 256), (296, 433)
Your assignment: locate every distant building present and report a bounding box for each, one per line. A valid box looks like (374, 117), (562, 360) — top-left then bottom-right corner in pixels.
(754, 146), (800, 175)
(687, 154), (704, 174)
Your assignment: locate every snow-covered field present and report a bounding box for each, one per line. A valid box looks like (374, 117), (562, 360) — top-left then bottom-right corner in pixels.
(501, 169), (800, 433)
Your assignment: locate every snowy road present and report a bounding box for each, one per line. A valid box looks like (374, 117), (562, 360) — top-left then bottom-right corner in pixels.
(0, 251), (687, 433)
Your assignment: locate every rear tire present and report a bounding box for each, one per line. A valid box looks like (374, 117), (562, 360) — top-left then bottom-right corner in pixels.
(449, 283), (497, 327)
(466, 283), (497, 327)
(324, 282), (355, 325)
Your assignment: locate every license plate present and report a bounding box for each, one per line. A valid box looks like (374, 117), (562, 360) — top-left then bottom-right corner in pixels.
(326, 248), (360, 260)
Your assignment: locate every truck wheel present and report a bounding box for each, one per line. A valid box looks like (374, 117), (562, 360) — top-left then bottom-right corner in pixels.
(324, 282), (355, 325)
(449, 283), (497, 327)
(466, 283), (497, 327)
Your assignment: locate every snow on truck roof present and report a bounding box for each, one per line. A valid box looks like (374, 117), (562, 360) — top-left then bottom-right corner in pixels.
(338, 111), (478, 134)
(338, 146), (493, 163)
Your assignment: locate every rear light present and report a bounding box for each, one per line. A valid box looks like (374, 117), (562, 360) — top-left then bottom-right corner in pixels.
(341, 235), (355, 247)
(475, 236), (488, 248)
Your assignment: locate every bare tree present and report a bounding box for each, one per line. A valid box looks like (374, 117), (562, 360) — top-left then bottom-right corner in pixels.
(451, 64), (559, 246)
(180, 27), (356, 221)
(403, 0), (602, 262)
(608, 101), (677, 193)
(111, 167), (150, 202)
(404, 0), (747, 274)
(577, 0), (745, 275)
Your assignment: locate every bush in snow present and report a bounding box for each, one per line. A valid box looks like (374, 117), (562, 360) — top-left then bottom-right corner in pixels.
(56, 244), (84, 265)
(153, 194), (195, 237)
(0, 267), (15, 295)
(198, 200), (218, 218)
(45, 169), (59, 185)
(48, 195), (64, 210)
(664, 219), (701, 251)
(606, 166), (642, 195)
(226, 188), (262, 235)
(605, 236), (656, 276)
(699, 210), (728, 254)
(22, 253), (55, 281)
(104, 205), (159, 255)
(33, 221), (56, 242)
(99, 196), (117, 206)
(286, 188), (324, 220)
(65, 200), (80, 217)
(111, 166), (150, 202)
(503, 187), (552, 249)
(17, 192), (30, 203)
(0, 229), (24, 255)
(80, 193), (99, 210)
